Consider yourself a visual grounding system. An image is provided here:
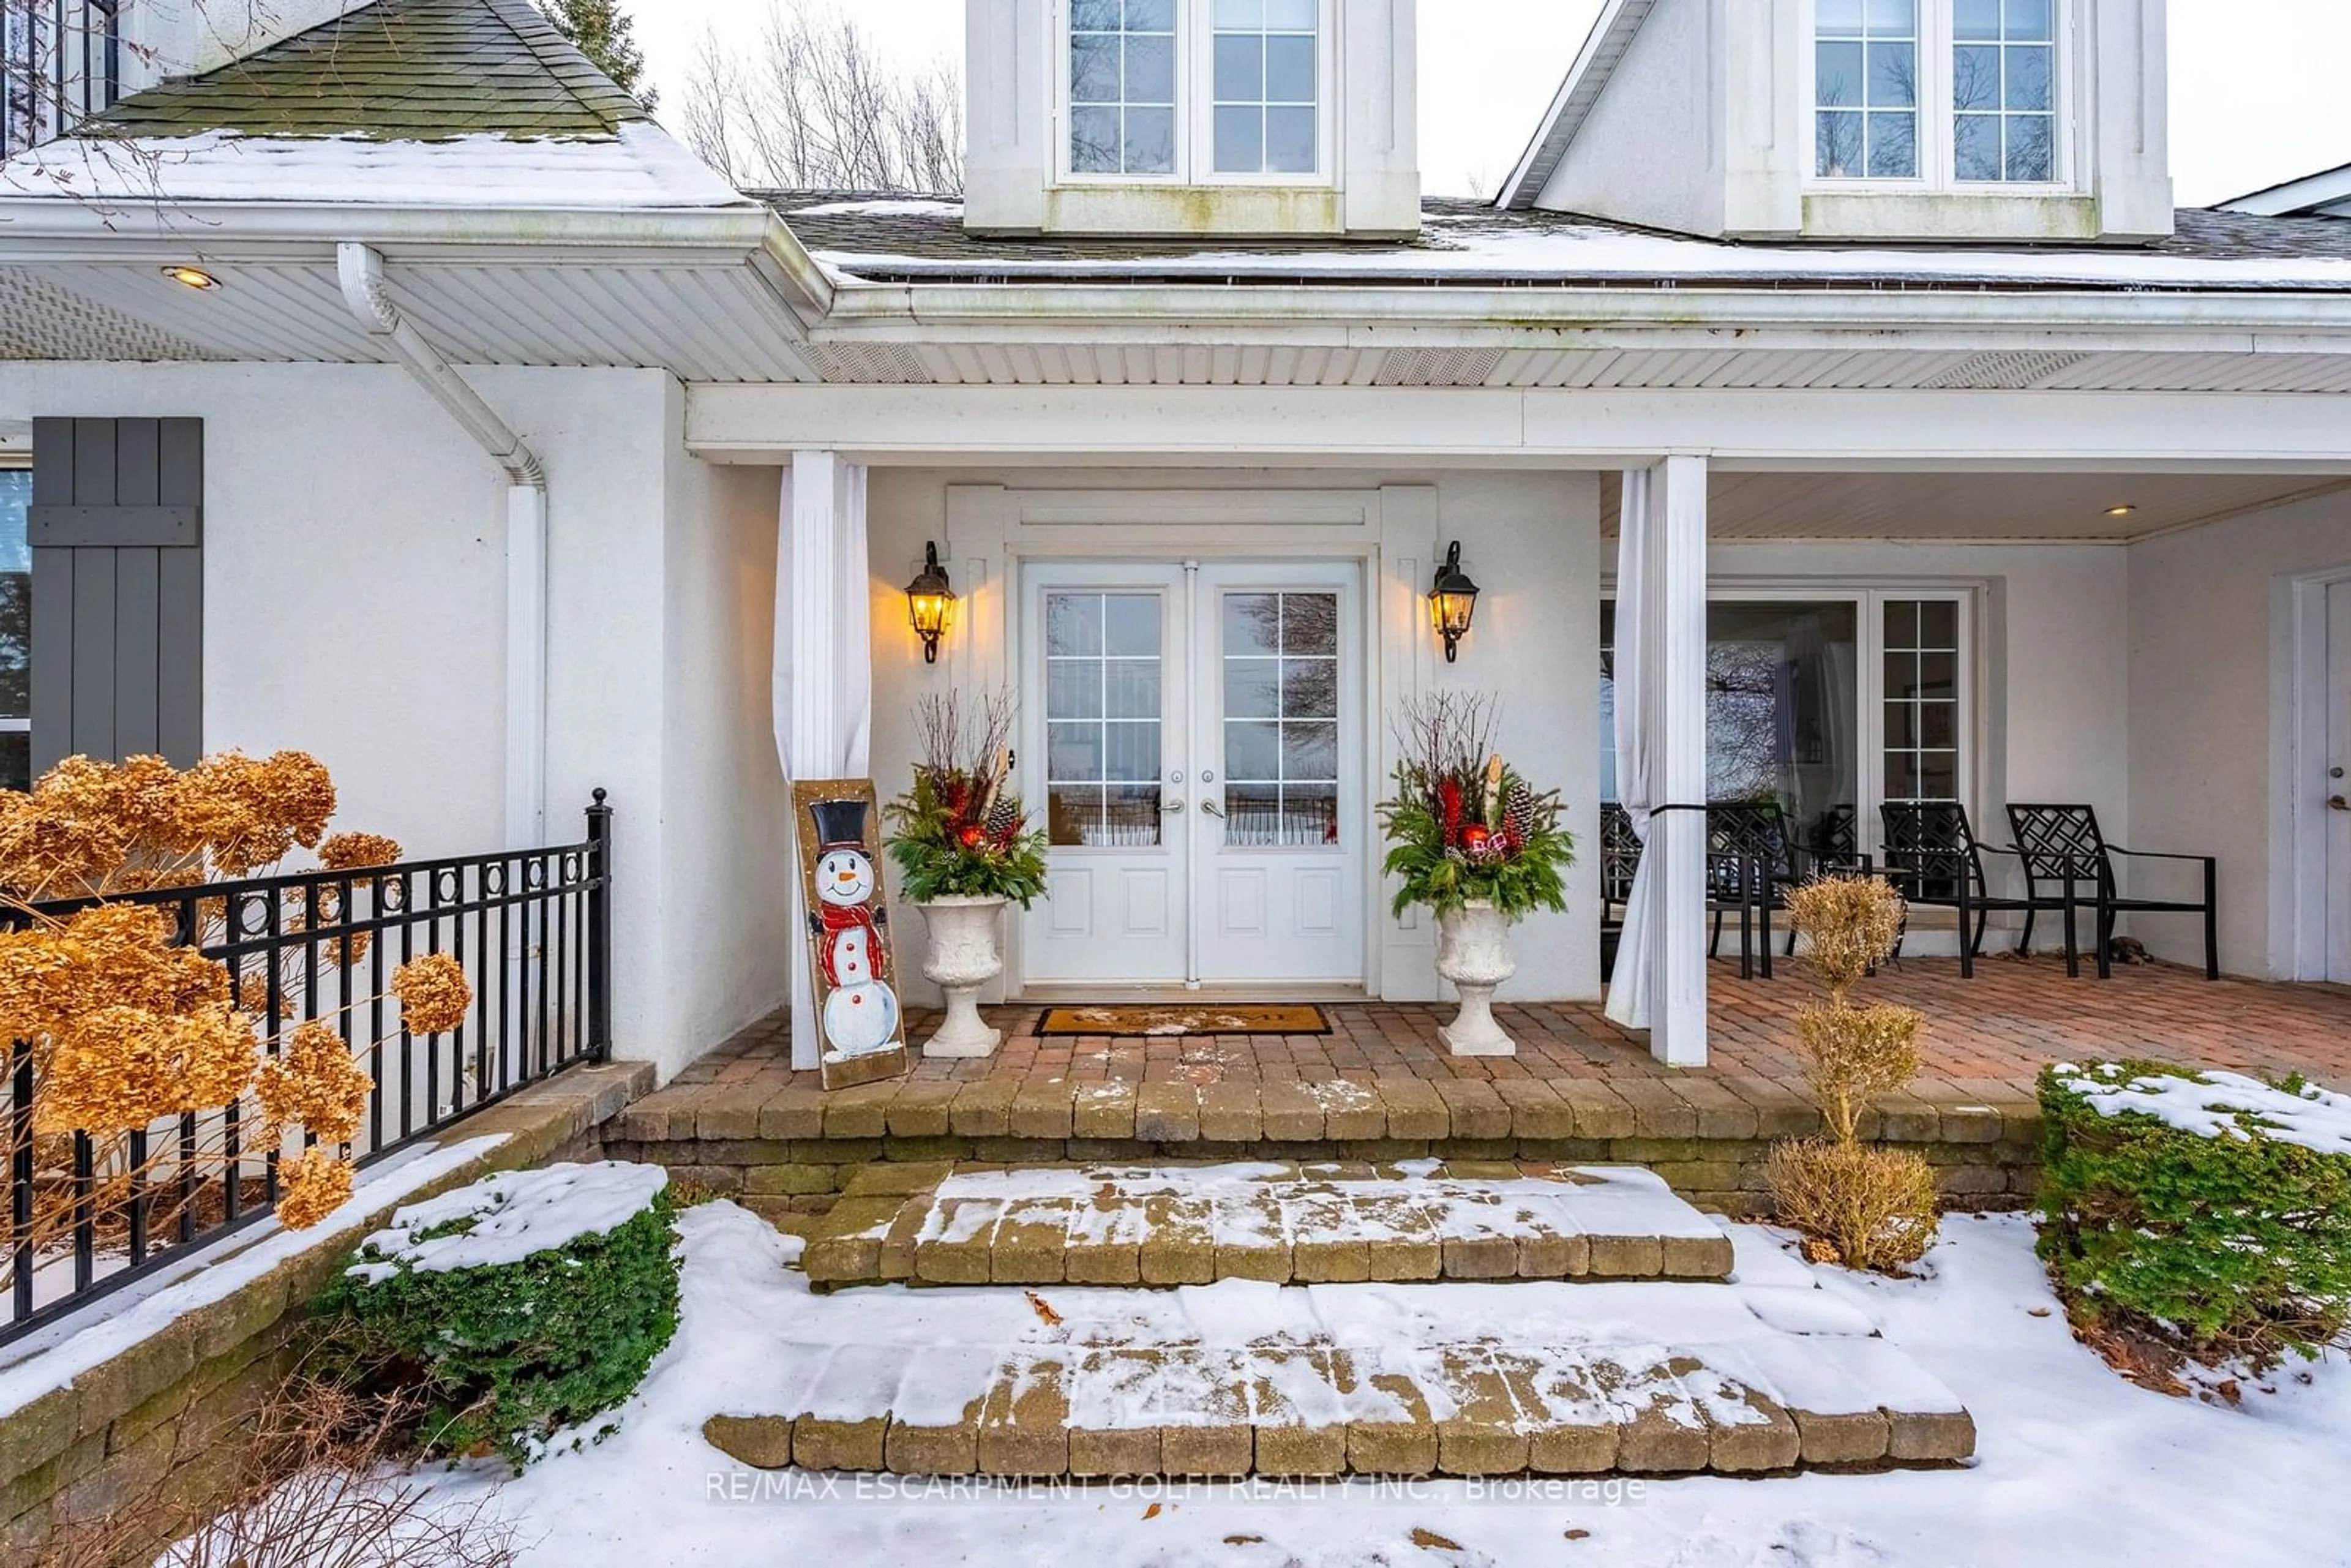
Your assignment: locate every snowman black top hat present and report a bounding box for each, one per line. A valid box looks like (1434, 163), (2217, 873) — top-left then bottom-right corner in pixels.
(808, 798), (871, 852)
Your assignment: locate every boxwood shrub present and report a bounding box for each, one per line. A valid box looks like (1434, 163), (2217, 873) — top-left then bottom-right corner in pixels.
(316, 1161), (681, 1468)
(2036, 1059), (2351, 1364)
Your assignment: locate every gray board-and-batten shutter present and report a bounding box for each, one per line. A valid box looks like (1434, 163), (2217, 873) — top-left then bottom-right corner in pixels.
(28, 418), (203, 771)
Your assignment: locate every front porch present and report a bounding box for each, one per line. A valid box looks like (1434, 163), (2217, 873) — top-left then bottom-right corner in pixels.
(610, 958), (2351, 1219)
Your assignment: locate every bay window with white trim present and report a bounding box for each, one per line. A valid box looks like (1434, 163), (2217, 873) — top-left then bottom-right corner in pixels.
(1812, 0), (2066, 189)
(1062, 0), (1335, 184)
(1600, 587), (1976, 861)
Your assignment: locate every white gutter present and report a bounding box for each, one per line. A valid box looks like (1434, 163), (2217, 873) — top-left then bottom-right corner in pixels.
(337, 241), (548, 849)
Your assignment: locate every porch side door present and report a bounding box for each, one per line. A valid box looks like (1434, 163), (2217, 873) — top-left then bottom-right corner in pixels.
(1022, 565), (1191, 984)
(2329, 579), (2351, 984)
(1190, 563), (1365, 985)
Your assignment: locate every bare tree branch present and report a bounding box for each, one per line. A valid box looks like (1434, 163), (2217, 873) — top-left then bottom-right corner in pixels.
(679, 1), (964, 195)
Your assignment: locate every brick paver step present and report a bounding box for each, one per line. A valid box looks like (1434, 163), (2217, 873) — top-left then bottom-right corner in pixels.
(800, 1163), (1736, 1290)
(700, 1262), (1975, 1479)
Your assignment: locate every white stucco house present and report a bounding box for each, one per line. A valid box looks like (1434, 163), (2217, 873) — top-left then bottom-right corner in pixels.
(1, 0), (2347, 1082)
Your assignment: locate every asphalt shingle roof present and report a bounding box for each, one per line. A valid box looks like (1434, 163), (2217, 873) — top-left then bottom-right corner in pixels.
(97, 0), (645, 141)
(765, 195), (2351, 291)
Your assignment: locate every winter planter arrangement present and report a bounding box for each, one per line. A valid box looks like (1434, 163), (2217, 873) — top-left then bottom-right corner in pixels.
(885, 693), (1049, 1059)
(316, 1161), (680, 1470)
(2036, 1060), (2351, 1370)
(1378, 694), (1573, 1057)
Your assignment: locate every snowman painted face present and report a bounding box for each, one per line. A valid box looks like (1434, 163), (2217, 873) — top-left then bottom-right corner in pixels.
(817, 847), (877, 906)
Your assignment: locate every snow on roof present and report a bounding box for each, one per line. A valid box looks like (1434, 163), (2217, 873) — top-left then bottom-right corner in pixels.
(0, 122), (752, 211)
(2053, 1063), (2351, 1158)
(770, 197), (2351, 294)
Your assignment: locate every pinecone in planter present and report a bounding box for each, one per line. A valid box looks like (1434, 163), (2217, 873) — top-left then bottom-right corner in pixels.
(984, 797), (1022, 843)
(1504, 779), (1536, 841)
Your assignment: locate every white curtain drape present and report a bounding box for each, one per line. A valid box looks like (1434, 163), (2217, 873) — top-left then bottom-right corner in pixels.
(1605, 468), (1657, 1030)
(773, 452), (873, 1070)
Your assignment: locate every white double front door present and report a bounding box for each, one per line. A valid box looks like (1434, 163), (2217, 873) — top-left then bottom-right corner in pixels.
(1019, 561), (1366, 988)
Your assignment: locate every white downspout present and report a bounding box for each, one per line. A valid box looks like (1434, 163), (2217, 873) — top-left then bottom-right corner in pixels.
(337, 241), (548, 849)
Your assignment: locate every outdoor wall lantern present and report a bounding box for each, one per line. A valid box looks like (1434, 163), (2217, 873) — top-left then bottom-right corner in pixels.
(906, 541), (958, 664)
(1427, 541), (1480, 663)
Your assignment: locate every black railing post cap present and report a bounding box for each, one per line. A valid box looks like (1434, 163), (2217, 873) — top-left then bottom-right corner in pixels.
(593, 788), (609, 805)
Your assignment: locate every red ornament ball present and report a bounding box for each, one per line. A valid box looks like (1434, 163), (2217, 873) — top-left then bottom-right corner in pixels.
(958, 823), (988, 849)
(1461, 823), (1491, 852)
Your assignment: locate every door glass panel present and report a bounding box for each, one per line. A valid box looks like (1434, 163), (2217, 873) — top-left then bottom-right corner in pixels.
(1221, 590), (1340, 848)
(1046, 591), (1163, 846)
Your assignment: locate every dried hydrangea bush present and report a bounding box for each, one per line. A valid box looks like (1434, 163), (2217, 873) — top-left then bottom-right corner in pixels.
(0, 752), (474, 1298)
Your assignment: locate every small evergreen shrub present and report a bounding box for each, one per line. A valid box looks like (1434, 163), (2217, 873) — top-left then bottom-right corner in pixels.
(1766, 1138), (1940, 1273)
(2036, 1060), (2351, 1365)
(315, 1161), (680, 1469)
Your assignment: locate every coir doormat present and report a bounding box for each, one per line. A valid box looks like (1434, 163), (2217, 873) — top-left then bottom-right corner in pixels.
(1035, 1004), (1332, 1038)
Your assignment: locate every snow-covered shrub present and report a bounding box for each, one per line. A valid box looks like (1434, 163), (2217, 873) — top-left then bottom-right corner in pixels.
(2037, 1060), (2351, 1364)
(316, 1161), (680, 1468)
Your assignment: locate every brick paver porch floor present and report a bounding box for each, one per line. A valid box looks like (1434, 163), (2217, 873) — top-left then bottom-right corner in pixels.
(673, 956), (2351, 1098)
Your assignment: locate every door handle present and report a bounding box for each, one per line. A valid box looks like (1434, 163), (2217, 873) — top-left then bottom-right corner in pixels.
(2331, 795), (2350, 813)
(1161, 800), (1185, 814)
(1201, 799), (1226, 819)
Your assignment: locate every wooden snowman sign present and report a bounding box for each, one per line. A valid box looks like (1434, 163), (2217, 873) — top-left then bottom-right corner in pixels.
(793, 781), (909, 1088)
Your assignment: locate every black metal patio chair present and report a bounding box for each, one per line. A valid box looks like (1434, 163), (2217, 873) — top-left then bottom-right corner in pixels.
(2005, 803), (2219, 981)
(1878, 801), (2036, 978)
(1706, 802), (1796, 977)
(1599, 803), (1640, 972)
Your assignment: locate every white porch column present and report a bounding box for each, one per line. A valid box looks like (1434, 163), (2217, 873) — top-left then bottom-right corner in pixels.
(1645, 455), (1711, 1066)
(774, 449), (874, 1070)
(1605, 456), (1711, 1066)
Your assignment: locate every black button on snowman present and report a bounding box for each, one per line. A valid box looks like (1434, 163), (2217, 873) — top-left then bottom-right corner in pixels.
(807, 798), (902, 1059)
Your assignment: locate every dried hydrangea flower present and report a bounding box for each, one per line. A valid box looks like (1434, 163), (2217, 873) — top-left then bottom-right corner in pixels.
(257, 1019), (373, 1146)
(392, 953), (473, 1036)
(277, 1147), (354, 1231)
(318, 833), (403, 872)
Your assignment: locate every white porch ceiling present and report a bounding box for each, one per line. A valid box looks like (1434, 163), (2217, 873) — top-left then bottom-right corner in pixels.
(0, 258), (820, 382)
(1603, 470), (2351, 540)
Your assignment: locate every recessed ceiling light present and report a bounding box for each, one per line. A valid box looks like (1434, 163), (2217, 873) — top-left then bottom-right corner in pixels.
(2105, 503), (2139, 517)
(162, 265), (220, 291)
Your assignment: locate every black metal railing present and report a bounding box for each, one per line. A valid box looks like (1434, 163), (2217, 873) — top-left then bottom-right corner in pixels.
(2, 792), (613, 1347)
(2, 0), (119, 160)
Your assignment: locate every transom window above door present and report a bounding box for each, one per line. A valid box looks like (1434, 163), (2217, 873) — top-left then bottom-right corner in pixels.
(1064, 0), (1331, 184)
(1814, 0), (2063, 187)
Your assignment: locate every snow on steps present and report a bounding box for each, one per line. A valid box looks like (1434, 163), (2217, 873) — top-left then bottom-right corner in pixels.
(702, 1226), (1975, 1479)
(801, 1163), (1738, 1290)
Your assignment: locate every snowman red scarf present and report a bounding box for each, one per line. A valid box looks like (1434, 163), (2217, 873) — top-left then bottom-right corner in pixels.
(816, 900), (888, 987)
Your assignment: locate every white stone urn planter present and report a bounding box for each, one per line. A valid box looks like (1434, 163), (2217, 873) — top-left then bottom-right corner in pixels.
(1434, 899), (1518, 1057)
(915, 894), (1008, 1058)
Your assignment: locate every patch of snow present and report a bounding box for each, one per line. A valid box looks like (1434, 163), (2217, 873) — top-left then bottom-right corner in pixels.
(353, 1205), (2351, 1567)
(808, 219), (2351, 290)
(2053, 1062), (2351, 1157)
(0, 1135), (506, 1418)
(347, 1161), (667, 1281)
(0, 123), (751, 209)
(786, 198), (967, 219)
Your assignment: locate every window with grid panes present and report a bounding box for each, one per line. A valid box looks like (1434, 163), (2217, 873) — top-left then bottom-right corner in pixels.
(1883, 599), (1962, 801)
(1954, 0), (2056, 182)
(1211, 0), (1319, 175)
(1220, 591), (1338, 847)
(1815, 0), (1919, 179)
(1069, 0), (1179, 175)
(1044, 592), (1166, 846)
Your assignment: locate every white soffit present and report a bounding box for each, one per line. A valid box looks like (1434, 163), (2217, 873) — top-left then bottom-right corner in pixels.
(2, 259), (820, 380)
(1602, 471), (2351, 541)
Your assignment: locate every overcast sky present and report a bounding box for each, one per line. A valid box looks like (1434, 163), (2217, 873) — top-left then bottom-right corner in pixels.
(632, 1), (2351, 207)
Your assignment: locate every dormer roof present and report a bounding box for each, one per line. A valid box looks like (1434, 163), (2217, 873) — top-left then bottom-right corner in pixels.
(1493, 0), (1654, 212)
